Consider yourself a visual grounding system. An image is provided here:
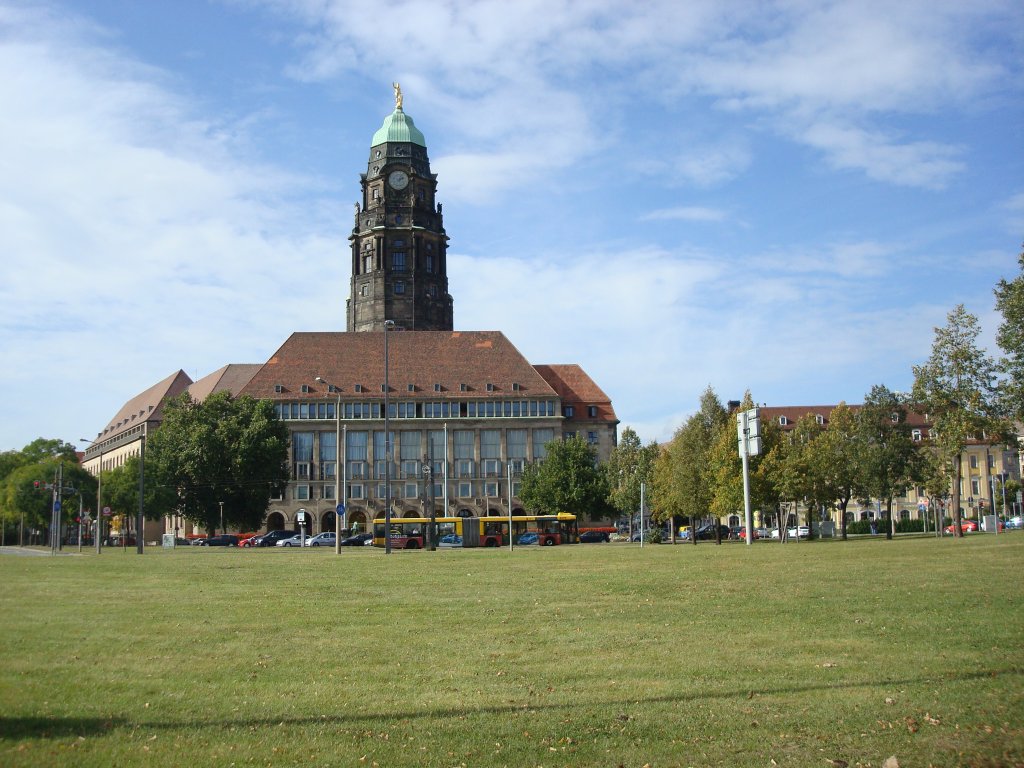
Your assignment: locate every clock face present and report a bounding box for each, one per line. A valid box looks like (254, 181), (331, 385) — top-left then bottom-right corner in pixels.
(388, 170), (409, 190)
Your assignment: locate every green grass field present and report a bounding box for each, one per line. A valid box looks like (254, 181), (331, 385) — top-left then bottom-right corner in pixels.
(1, 535), (1021, 767)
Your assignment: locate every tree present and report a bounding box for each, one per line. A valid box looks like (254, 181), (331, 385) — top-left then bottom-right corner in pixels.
(772, 413), (829, 539)
(0, 440), (95, 544)
(815, 403), (866, 540)
(145, 391), (289, 534)
(911, 305), (1005, 537)
(706, 391), (783, 538)
(520, 435), (609, 520)
(994, 247), (1024, 422)
(650, 387), (728, 544)
(857, 385), (921, 540)
(604, 427), (659, 534)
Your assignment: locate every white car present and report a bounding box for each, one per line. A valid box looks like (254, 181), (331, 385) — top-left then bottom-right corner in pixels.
(304, 532), (336, 547)
(276, 534), (304, 547)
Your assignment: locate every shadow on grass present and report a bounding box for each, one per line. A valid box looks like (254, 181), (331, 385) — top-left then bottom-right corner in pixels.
(3, 667), (1020, 741)
(0, 715), (127, 739)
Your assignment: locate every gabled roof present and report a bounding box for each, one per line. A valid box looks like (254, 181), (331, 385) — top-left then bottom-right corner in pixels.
(95, 369), (193, 440)
(534, 364), (618, 423)
(187, 364), (262, 403)
(239, 331), (557, 400)
(758, 404), (931, 431)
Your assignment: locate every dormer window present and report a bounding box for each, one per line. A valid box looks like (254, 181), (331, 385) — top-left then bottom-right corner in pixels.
(890, 413), (900, 423)
(815, 414), (824, 425)
(486, 383), (495, 392)
(407, 384), (415, 392)
(354, 384), (363, 393)
(512, 382), (521, 392)
(460, 383), (468, 392)
(778, 416), (788, 426)
(274, 384), (283, 393)
(301, 384), (310, 393)
(588, 406), (598, 418)
(434, 383), (442, 392)
(912, 429), (922, 441)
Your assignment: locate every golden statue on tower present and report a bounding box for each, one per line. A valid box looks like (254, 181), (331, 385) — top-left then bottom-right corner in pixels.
(392, 81), (403, 110)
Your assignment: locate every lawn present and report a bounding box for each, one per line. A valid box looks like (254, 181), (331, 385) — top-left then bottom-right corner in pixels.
(0, 535), (1021, 767)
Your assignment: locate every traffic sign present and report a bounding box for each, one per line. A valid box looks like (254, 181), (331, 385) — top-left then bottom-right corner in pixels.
(336, 503), (345, 515)
(53, 501), (61, 512)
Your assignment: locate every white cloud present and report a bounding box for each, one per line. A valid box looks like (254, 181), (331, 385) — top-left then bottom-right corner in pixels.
(259, 0), (1017, 192)
(0, 3), (342, 447)
(642, 207), (729, 223)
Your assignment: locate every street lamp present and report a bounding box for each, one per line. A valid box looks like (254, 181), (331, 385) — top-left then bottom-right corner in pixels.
(383, 319), (395, 555)
(219, 500), (224, 535)
(315, 376), (344, 554)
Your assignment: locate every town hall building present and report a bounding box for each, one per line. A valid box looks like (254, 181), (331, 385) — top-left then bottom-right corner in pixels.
(82, 86), (619, 540)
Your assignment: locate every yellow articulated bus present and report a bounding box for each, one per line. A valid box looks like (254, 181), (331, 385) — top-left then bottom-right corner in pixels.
(372, 513), (579, 549)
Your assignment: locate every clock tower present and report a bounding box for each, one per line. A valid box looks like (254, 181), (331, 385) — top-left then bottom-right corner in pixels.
(347, 84), (454, 332)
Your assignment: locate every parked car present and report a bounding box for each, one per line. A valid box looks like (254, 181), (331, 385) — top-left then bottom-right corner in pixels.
(737, 527), (759, 540)
(579, 530), (610, 543)
(240, 535), (263, 547)
(276, 534), (304, 547)
(200, 534), (240, 547)
(438, 534), (463, 548)
(255, 530), (300, 547)
(516, 532), (539, 545)
(788, 526), (811, 539)
(1005, 517), (1023, 530)
(755, 527), (772, 540)
(945, 521), (980, 534)
(304, 532), (336, 547)
(340, 532), (373, 547)
(695, 524), (730, 540)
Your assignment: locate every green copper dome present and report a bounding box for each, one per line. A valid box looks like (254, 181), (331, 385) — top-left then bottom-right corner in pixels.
(371, 108), (426, 147)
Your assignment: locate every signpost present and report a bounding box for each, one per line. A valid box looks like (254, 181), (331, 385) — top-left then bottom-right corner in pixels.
(736, 407), (761, 547)
(297, 508), (307, 546)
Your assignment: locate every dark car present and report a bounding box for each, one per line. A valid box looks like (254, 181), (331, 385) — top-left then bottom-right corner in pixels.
(579, 530), (610, 543)
(695, 524), (731, 541)
(201, 534), (240, 547)
(255, 530), (300, 547)
(340, 532), (373, 547)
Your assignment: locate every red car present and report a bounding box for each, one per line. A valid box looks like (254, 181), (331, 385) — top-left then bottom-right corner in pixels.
(945, 520), (979, 534)
(737, 527), (759, 540)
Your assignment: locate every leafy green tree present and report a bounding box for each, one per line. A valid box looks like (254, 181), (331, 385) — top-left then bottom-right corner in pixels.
(145, 392), (289, 534)
(857, 385), (921, 540)
(816, 403), (867, 540)
(994, 247), (1024, 422)
(0, 440), (95, 543)
(520, 435), (610, 520)
(706, 392), (782, 537)
(650, 386), (728, 543)
(604, 427), (659, 534)
(911, 306), (1005, 537)
(773, 414), (829, 539)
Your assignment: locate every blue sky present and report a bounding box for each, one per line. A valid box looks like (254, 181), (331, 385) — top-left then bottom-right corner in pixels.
(1, 0), (1022, 452)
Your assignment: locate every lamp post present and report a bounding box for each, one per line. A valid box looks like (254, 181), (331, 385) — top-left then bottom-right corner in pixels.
(137, 433), (145, 554)
(219, 500), (224, 535)
(383, 319), (395, 555)
(315, 376), (344, 554)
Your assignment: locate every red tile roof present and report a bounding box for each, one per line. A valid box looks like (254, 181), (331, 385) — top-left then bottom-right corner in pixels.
(240, 331), (559, 400)
(95, 369), (193, 440)
(188, 364), (262, 403)
(534, 364), (618, 423)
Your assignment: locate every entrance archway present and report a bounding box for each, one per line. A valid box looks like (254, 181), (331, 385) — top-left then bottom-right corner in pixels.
(266, 511), (286, 531)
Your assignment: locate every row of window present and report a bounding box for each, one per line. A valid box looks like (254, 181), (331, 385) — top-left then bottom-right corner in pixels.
(274, 400), (559, 421)
(286, 480), (520, 502)
(294, 458), (527, 482)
